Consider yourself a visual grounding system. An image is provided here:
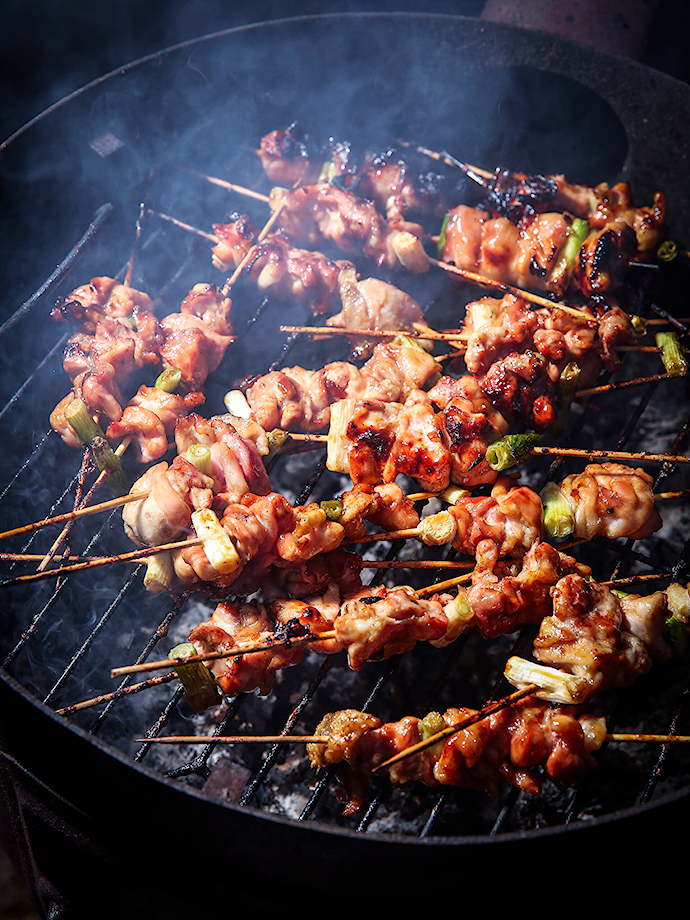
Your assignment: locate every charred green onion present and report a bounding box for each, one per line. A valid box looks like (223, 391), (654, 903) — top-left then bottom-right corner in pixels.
(485, 433), (542, 471)
(657, 239), (678, 262)
(655, 331), (688, 377)
(266, 429), (289, 462)
(320, 499), (343, 522)
(436, 213), (449, 258)
(185, 444), (212, 477)
(549, 362), (580, 437)
(540, 481), (575, 539)
(91, 437), (129, 495)
(664, 616), (689, 658)
(64, 398), (127, 494)
(419, 711), (448, 743)
(154, 366), (182, 392)
(553, 218), (589, 282)
(169, 642), (221, 712)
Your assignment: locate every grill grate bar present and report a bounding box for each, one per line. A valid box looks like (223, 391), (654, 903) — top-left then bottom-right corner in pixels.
(0, 204), (114, 341)
(0, 337), (67, 425)
(89, 596), (186, 735)
(240, 656), (335, 806)
(3, 163), (690, 849)
(43, 567), (142, 705)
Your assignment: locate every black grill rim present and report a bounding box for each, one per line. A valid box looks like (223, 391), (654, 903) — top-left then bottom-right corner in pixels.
(2, 14), (690, 887)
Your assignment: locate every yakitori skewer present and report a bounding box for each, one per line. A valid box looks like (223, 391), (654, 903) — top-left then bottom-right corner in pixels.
(285, 430), (690, 469)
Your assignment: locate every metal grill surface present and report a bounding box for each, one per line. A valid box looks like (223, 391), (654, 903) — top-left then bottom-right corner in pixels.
(1, 16), (690, 858)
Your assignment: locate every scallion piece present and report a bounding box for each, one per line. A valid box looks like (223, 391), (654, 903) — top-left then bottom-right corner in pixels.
(664, 616), (689, 658)
(169, 642), (221, 712)
(155, 366), (182, 392)
(436, 213), (450, 259)
(63, 397), (105, 445)
(630, 315), (647, 337)
(657, 239), (678, 262)
(553, 218), (589, 282)
(485, 433), (542, 471)
(91, 437), (129, 495)
(266, 429), (289, 462)
(64, 398), (128, 493)
(540, 481), (575, 539)
(320, 499), (343, 522)
(549, 362), (580, 437)
(185, 444), (212, 477)
(419, 711), (448, 742)
(655, 331), (688, 377)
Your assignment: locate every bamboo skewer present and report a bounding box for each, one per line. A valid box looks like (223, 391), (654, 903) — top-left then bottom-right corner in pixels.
(1, 537), (204, 585)
(177, 167), (271, 203)
(131, 730), (690, 746)
(426, 257), (595, 321)
(36, 436), (134, 573)
(110, 629), (338, 678)
(56, 671), (179, 715)
(0, 489), (150, 543)
(136, 734), (330, 745)
(279, 324), (469, 343)
(279, 324), (685, 362)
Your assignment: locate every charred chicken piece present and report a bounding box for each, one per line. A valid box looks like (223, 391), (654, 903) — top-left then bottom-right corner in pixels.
(427, 374), (510, 487)
(268, 183), (426, 271)
(465, 539), (591, 639)
(530, 574), (655, 701)
(552, 462), (663, 543)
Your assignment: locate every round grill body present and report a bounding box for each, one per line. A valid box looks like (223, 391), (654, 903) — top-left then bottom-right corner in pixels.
(1, 14), (690, 915)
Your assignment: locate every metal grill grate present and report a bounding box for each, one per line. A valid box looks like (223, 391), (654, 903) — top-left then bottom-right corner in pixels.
(2, 18), (690, 864)
(2, 169), (690, 844)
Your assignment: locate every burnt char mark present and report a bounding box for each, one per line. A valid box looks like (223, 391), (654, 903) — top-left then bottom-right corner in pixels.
(351, 427), (394, 463)
(483, 167), (558, 221)
(442, 406), (490, 449)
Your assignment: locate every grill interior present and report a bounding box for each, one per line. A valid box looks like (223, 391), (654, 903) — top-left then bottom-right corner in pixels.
(2, 14), (690, 904)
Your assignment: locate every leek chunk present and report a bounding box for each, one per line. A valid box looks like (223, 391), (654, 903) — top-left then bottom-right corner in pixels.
(169, 642), (220, 712)
(540, 481), (575, 539)
(655, 332), (688, 377)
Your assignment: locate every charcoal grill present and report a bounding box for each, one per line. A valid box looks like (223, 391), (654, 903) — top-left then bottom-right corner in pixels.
(2, 13), (690, 916)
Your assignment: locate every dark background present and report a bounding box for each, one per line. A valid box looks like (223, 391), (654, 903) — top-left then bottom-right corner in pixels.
(2, 0), (690, 143)
(0, 1), (689, 917)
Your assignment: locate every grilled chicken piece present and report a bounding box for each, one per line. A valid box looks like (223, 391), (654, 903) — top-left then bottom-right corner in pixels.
(189, 599), (305, 697)
(269, 184), (425, 271)
(466, 539), (591, 639)
(334, 584), (457, 670)
(532, 574), (653, 700)
(256, 126), (447, 220)
(556, 462), (663, 542)
(448, 475), (543, 559)
(427, 374), (509, 487)
(51, 275), (155, 327)
(478, 349), (557, 433)
(461, 292), (636, 389)
(341, 394), (451, 492)
(122, 456), (215, 547)
(245, 339), (439, 433)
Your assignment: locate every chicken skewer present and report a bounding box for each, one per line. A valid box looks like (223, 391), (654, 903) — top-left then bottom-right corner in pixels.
(374, 572), (690, 775)
(248, 127), (670, 304)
